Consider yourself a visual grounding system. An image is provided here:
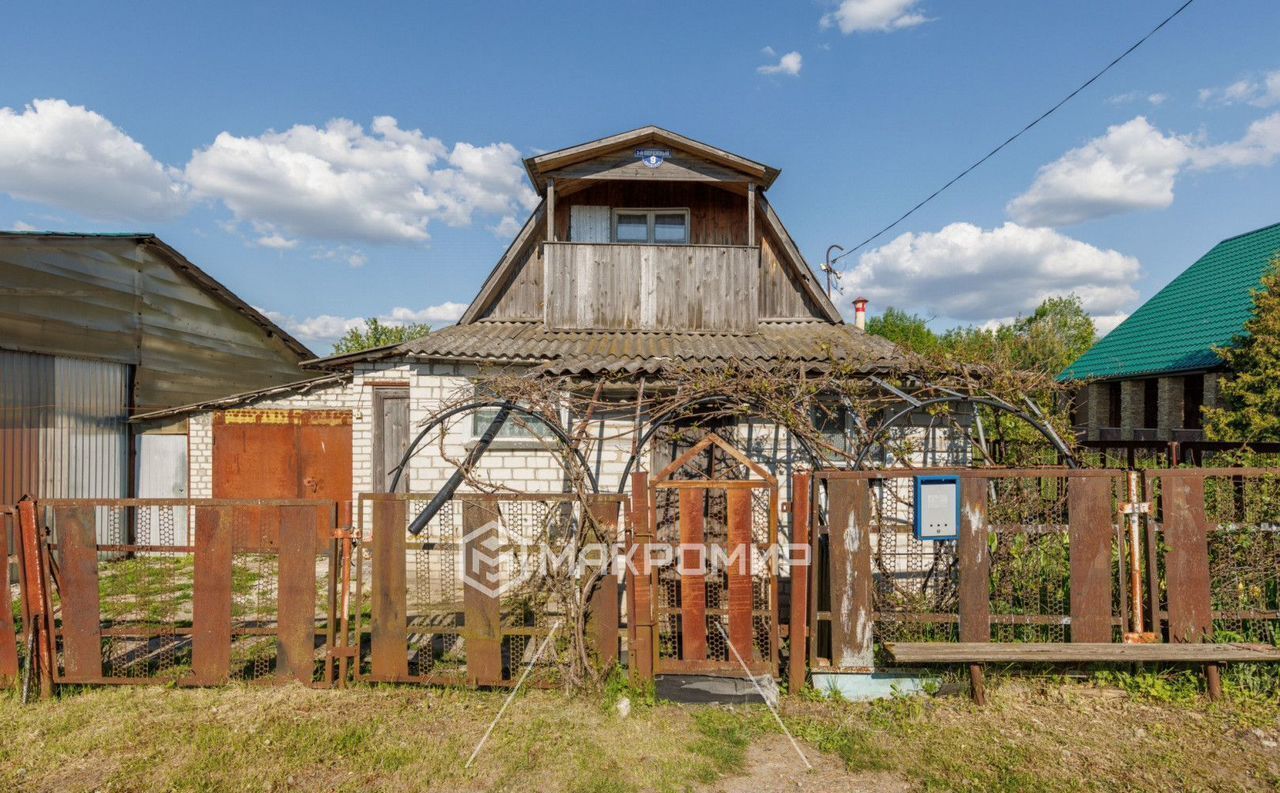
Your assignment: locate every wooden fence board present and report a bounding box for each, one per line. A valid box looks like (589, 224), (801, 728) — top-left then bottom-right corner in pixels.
(958, 479), (991, 643)
(277, 505), (318, 682)
(1163, 476), (1213, 643)
(463, 499), (503, 685)
(191, 507), (232, 685)
(827, 479), (874, 670)
(1068, 476), (1114, 642)
(57, 505), (102, 681)
(370, 499), (408, 678)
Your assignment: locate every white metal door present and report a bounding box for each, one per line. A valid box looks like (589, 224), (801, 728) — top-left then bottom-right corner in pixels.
(135, 434), (189, 546)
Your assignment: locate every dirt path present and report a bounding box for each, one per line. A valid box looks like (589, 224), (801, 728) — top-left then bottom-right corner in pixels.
(706, 734), (912, 793)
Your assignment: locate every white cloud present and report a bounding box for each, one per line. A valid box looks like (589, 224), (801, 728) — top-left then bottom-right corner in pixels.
(757, 51), (802, 77)
(1200, 70), (1280, 108)
(1007, 117), (1192, 227)
(761, 45), (776, 57)
(838, 222), (1140, 325)
(255, 232), (298, 250)
(12, 220), (36, 231)
(1009, 112), (1280, 227)
(0, 98), (187, 221)
(821, 0), (931, 33)
(1189, 112), (1280, 169)
(1111, 91), (1167, 107)
(263, 301), (467, 348)
(1092, 312), (1129, 336)
(489, 215), (522, 237)
(186, 116), (537, 245)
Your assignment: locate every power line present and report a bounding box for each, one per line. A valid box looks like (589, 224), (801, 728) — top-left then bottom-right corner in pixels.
(829, 0), (1198, 269)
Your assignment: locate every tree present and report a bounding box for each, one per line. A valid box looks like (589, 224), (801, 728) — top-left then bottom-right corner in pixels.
(865, 307), (940, 355)
(331, 318), (430, 355)
(1203, 256), (1280, 442)
(1008, 294), (1096, 375)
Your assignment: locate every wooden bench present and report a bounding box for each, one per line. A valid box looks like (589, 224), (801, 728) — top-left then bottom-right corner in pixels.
(884, 642), (1280, 703)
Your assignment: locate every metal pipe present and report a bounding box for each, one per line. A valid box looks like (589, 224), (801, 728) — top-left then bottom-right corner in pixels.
(407, 405), (510, 536)
(1126, 469), (1145, 634)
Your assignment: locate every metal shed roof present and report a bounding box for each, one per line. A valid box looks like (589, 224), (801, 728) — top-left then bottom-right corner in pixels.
(1060, 222), (1280, 382)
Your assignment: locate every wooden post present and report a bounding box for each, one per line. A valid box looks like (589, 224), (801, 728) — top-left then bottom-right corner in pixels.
(957, 477), (990, 704)
(191, 506), (233, 686)
(679, 488), (707, 661)
(370, 499), (408, 680)
(747, 183), (756, 244)
(628, 473), (655, 683)
(277, 505), (318, 683)
(788, 472), (811, 694)
(463, 498), (503, 686)
(827, 479), (874, 670)
(1163, 476), (1212, 643)
(546, 178), (556, 242)
(1068, 476), (1114, 642)
(585, 496), (621, 667)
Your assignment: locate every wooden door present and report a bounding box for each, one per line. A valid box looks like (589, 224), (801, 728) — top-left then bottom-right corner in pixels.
(372, 389), (410, 493)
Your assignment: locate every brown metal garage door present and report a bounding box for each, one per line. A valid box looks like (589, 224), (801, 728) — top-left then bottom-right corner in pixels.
(212, 409), (352, 547)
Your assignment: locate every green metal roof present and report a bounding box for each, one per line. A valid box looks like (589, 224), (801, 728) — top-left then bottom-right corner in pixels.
(1060, 222), (1280, 382)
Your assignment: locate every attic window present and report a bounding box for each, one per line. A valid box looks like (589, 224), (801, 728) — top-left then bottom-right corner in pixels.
(612, 209), (689, 244)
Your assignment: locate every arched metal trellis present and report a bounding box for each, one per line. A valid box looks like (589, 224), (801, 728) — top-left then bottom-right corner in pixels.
(386, 399), (599, 535)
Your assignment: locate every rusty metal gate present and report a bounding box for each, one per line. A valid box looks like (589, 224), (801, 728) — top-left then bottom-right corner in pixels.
(629, 434), (780, 678)
(15, 498), (344, 694)
(350, 491), (624, 688)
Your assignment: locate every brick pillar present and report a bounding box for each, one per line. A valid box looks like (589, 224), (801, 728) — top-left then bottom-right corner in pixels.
(1202, 373), (1220, 411)
(1120, 380), (1144, 440)
(1086, 382), (1109, 441)
(1158, 377), (1185, 435)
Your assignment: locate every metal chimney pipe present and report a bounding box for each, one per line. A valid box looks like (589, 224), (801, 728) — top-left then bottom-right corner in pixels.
(853, 297), (868, 330)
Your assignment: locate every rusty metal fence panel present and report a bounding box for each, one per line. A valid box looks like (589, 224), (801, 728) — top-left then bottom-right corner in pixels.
(1, 506), (19, 685)
(22, 498), (340, 689)
(1146, 469), (1280, 647)
(810, 469), (1127, 669)
(352, 492), (624, 688)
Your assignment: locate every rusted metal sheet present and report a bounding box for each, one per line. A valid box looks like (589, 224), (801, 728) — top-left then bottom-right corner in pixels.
(1068, 476), (1114, 642)
(191, 507), (233, 685)
(1162, 475), (1213, 642)
(463, 498), (503, 685)
(213, 409), (352, 549)
(56, 505), (104, 681)
(725, 488), (754, 662)
(370, 498), (408, 679)
(277, 506), (318, 682)
(628, 472), (655, 682)
(0, 508), (17, 684)
(678, 488), (708, 661)
(957, 478), (990, 643)
(827, 478), (874, 670)
(585, 496), (620, 666)
(18, 500), (54, 696)
(788, 472), (811, 693)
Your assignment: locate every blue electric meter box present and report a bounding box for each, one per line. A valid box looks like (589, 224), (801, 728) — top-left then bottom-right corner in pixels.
(914, 475), (960, 541)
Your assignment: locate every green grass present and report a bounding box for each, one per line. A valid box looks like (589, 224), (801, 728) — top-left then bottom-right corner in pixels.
(2, 675), (1278, 792)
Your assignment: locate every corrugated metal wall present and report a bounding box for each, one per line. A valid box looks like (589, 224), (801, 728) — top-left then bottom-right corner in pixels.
(1, 349), (129, 507)
(43, 356), (128, 500)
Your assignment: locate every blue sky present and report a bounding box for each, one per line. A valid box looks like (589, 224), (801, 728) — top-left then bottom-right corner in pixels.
(3, 1), (1280, 352)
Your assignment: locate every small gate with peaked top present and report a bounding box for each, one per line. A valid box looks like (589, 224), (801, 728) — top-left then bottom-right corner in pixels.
(629, 433), (780, 678)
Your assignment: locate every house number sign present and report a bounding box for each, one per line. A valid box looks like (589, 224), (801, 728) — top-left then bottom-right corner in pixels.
(635, 148), (670, 168)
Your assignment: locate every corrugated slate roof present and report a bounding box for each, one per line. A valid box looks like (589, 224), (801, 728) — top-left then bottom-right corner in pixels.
(1060, 222), (1280, 382)
(343, 320), (904, 376)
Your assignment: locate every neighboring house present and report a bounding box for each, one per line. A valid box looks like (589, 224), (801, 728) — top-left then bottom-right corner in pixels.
(0, 232), (314, 519)
(1062, 222), (1280, 442)
(133, 126), (907, 507)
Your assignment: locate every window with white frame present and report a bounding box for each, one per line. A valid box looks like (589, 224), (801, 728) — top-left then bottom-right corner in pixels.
(612, 208), (689, 244)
